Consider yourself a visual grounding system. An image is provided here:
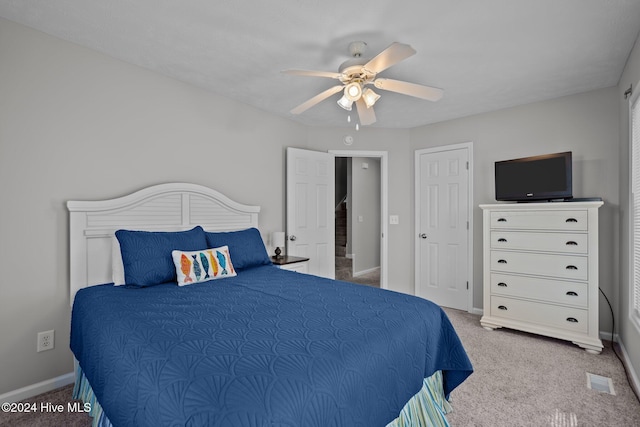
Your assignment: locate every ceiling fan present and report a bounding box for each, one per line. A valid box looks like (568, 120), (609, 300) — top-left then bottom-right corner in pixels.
(282, 41), (443, 126)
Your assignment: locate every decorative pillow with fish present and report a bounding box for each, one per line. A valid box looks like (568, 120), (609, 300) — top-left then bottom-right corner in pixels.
(171, 246), (237, 286)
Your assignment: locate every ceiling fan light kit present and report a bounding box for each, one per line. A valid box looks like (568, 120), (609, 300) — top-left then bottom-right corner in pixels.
(344, 82), (363, 101)
(283, 41), (444, 126)
(362, 88), (380, 108)
(337, 95), (353, 111)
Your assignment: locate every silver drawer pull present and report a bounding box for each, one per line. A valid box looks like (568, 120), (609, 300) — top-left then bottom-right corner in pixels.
(497, 259), (507, 264)
(566, 317), (578, 323)
(498, 305), (508, 310)
(497, 218), (507, 222)
(497, 238), (507, 242)
(497, 282), (508, 287)
(566, 265), (578, 270)
(566, 241), (578, 246)
(566, 218), (578, 223)
(566, 291), (578, 296)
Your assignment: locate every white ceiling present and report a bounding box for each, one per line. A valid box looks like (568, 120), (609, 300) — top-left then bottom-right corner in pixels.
(2, 0), (640, 129)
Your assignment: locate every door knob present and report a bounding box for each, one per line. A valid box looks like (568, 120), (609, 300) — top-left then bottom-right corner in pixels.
(419, 233), (427, 239)
(289, 235), (297, 241)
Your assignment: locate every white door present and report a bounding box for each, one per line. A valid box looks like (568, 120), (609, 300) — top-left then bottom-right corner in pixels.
(415, 144), (472, 310)
(286, 147), (335, 278)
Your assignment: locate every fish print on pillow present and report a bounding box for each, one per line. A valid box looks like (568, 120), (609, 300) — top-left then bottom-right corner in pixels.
(172, 246), (237, 286)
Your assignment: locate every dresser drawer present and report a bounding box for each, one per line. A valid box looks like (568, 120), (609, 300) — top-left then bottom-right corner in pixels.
(490, 250), (588, 280)
(490, 210), (588, 231)
(490, 231), (588, 254)
(490, 273), (588, 307)
(490, 296), (588, 334)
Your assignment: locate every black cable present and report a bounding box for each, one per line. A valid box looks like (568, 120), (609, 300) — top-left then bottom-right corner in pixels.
(599, 287), (640, 402)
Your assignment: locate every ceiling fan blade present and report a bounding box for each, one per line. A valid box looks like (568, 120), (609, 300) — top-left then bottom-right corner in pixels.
(363, 42), (416, 74)
(282, 69), (342, 79)
(290, 85), (344, 114)
(355, 98), (377, 125)
(373, 78), (444, 101)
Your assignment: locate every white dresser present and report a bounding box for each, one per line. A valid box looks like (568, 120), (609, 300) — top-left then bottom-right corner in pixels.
(479, 201), (603, 354)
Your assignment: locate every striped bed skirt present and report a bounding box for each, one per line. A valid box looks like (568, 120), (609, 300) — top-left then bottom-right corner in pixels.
(73, 363), (452, 427)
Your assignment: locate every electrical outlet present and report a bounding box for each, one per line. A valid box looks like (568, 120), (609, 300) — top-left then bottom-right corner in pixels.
(37, 330), (55, 352)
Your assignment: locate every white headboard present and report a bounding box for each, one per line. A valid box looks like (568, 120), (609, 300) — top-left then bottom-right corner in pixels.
(67, 183), (260, 305)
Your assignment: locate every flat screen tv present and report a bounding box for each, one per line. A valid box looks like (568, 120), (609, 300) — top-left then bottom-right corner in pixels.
(495, 151), (572, 202)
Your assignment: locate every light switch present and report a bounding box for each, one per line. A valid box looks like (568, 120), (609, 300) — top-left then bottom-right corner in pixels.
(389, 215), (399, 225)
(358, 215), (364, 222)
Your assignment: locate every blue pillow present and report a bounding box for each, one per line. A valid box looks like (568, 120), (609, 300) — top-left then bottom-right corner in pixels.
(115, 226), (207, 287)
(205, 227), (272, 270)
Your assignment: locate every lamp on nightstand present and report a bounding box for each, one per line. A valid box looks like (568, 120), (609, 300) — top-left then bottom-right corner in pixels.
(272, 232), (285, 259)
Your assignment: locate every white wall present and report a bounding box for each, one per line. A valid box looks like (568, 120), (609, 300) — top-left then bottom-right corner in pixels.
(410, 87), (620, 332)
(0, 18), (306, 395)
(617, 32), (640, 385)
(351, 157), (381, 274)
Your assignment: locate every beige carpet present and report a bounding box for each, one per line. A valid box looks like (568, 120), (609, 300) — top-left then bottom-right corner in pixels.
(443, 308), (640, 426)
(0, 384), (90, 427)
(2, 308), (638, 426)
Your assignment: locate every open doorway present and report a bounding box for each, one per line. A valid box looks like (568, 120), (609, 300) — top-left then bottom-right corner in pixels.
(330, 150), (388, 289)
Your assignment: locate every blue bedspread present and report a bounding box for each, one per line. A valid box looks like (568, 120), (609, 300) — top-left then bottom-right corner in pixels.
(71, 266), (472, 427)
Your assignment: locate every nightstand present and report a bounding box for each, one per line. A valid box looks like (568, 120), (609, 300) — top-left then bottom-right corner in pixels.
(271, 255), (309, 273)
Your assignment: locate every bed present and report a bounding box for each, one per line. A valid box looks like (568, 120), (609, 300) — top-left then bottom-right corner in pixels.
(68, 183), (472, 427)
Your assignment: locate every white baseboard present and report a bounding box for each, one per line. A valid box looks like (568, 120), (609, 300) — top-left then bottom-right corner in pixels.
(616, 338), (640, 398)
(599, 330), (616, 342)
(470, 307), (484, 316)
(353, 266), (380, 277)
(0, 372), (74, 403)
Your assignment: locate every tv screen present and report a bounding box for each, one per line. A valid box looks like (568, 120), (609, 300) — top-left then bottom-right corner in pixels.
(495, 151), (572, 202)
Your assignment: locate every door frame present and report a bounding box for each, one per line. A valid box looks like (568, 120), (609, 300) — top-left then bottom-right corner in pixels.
(330, 150), (388, 289)
(414, 142), (474, 312)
